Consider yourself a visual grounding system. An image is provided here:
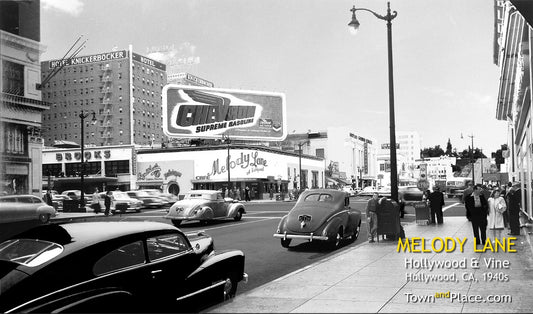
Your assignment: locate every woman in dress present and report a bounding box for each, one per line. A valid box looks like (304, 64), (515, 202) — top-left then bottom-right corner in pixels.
(488, 189), (506, 239)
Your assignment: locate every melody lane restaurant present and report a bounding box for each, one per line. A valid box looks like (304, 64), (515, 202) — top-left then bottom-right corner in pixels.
(136, 145), (325, 200)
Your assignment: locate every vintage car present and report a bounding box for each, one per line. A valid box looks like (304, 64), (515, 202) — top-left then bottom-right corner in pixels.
(126, 190), (165, 209)
(0, 221), (248, 313)
(0, 195), (57, 224)
(399, 186), (423, 201)
(273, 189), (361, 250)
(165, 190), (246, 226)
(94, 191), (143, 214)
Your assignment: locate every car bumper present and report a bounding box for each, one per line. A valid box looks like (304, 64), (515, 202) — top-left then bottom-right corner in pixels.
(273, 232), (329, 241)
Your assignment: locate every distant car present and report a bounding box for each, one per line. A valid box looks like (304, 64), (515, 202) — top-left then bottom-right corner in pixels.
(126, 190), (165, 209)
(0, 195), (57, 223)
(165, 190), (246, 226)
(95, 191), (143, 214)
(399, 186), (424, 201)
(0, 221), (248, 313)
(357, 186), (378, 197)
(141, 189), (176, 207)
(51, 194), (71, 211)
(273, 189), (362, 250)
(341, 186), (356, 196)
(160, 193), (180, 206)
(60, 190), (91, 203)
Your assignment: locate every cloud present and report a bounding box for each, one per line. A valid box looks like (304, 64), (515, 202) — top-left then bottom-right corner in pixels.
(42, 0), (84, 16)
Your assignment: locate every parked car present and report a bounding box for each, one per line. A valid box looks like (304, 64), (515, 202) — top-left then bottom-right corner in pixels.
(94, 191), (143, 214)
(0, 221), (248, 313)
(60, 190), (91, 203)
(51, 194), (71, 211)
(0, 195), (57, 223)
(126, 190), (165, 209)
(273, 189), (362, 250)
(356, 186), (378, 197)
(160, 193), (180, 206)
(399, 186), (424, 201)
(165, 190), (246, 226)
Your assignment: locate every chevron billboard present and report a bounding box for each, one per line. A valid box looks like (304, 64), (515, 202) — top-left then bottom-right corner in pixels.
(162, 85), (287, 141)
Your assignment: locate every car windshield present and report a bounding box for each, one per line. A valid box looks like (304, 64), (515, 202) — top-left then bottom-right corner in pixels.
(0, 239), (63, 267)
(304, 193), (334, 202)
(185, 193), (209, 200)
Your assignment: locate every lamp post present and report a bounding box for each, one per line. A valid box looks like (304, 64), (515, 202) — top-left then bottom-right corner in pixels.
(348, 1), (398, 202)
(223, 134), (231, 195)
(79, 111), (97, 210)
(357, 166), (363, 188)
(297, 141), (310, 190)
(462, 133), (475, 184)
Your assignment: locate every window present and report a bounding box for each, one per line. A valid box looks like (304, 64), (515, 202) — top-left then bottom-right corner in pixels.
(146, 233), (189, 261)
(3, 123), (26, 155)
(105, 160), (130, 176)
(93, 241), (145, 276)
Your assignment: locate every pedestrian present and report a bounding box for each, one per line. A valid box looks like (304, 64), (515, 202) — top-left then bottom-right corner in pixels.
(236, 187), (242, 201)
(488, 189), (506, 239)
(244, 186), (251, 202)
(43, 189), (53, 207)
(366, 192), (379, 243)
(506, 182), (521, 236)
(428, 186), (445, 224)
(269, 185), (274, 200)
(90, 188), (101, 214)
(398, 190), (406, 218)
(465, 184), (489, 246)
(104, 191), (113, 216)
(501, 182), (513, 228)
(462, 182), (474, 204)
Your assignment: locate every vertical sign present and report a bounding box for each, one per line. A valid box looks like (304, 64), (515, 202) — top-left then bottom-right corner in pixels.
(363, 142), (368, 174)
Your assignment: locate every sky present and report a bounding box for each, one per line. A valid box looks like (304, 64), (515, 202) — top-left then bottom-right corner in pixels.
(40, 0), (507, 155)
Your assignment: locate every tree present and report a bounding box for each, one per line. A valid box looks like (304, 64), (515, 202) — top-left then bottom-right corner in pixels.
(494, 144), (508, 167)
(420, 145), (445, 158)
(445, 138), (453, 156)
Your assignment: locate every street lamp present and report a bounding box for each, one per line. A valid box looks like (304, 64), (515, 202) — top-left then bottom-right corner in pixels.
(222, 134), (231, 195)
(357, 166), (364, 188)
(348, 1), (399, 202)
(79, 111), (97, 210)
(462, 133), (475, 184)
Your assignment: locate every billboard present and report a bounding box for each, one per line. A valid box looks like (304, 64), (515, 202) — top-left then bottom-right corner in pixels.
(162, 85), (287, 141)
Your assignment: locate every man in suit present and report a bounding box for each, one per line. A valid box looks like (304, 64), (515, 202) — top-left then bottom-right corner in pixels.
(465, 184), (489, 246)
(429, 186), (445, 224)
(506, 182), (521, 236)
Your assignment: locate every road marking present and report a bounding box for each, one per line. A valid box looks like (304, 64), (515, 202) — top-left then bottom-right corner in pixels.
(443, 202), (461, 212)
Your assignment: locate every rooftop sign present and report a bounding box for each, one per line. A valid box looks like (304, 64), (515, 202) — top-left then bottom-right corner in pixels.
(162, 85), (286, 141)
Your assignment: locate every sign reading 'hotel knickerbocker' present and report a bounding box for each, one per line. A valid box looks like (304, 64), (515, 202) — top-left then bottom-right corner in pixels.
(162, 85), (287, 141)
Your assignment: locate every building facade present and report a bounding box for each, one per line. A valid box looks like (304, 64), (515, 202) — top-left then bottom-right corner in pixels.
(494, 0), (533, 217)
(40, 46), (167, 148)
(41, 145), (324, 200)
(0, 0), (47, 196)
(276, 127), (377, 189)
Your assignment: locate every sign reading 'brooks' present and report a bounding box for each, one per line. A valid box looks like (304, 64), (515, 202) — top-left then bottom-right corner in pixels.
(162, 85), (287, 141)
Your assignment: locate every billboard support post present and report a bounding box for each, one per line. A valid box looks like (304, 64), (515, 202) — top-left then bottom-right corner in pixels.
(223, 134), (231, 196)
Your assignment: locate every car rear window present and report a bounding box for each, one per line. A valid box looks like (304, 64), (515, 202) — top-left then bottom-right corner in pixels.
(186, 193), (205, 199)
(304, 193), (334, 202)
(0, 239), (63, 267)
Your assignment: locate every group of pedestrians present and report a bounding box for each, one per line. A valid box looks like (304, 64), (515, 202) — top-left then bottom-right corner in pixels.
(463, 182), (522, 247)
(90, 188), (113, 216)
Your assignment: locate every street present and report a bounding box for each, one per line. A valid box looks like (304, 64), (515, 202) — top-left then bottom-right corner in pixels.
(81, 195), (465, 295)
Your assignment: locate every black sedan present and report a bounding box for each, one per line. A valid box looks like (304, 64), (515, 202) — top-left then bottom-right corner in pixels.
(0, 221), (247, 313)
(273, 189), (361, 250)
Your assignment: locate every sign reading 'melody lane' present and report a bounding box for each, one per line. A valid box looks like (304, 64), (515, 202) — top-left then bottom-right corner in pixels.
(162, 85), (287, 141)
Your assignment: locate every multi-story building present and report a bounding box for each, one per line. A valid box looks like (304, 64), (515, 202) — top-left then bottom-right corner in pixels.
(494, 0), (533, 217)
(40, 46), (167, 148)
(1, 0), (47, 196)
(396, 131), (422, 169)
(276, 127), (377, 189)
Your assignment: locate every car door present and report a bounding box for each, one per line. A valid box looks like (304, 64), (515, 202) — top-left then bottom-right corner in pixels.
(0, 196), (19, 223)
(17, 196), (37, 220)
(212, 193), (227, 218)
(144, 233), (199, 305)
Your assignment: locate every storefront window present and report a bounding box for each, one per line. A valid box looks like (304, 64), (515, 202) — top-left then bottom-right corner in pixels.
(105, 160), (130, 176)
(65, 162), (100, 176)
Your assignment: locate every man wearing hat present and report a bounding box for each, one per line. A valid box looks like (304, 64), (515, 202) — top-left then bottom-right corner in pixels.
(429, 185), (445, 224)
(506, 182), (521, 235)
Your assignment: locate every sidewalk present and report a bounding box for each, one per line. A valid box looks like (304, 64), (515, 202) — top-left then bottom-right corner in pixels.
(209, 217), (533, 313)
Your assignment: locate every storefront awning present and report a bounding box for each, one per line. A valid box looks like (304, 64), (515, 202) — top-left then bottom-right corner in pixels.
(54, 177), (118, 183)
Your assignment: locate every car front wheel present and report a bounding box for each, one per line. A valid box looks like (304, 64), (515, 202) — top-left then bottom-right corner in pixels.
(281, 238), (291, 248)
(234, 210), (242, 221)
(39, 213), (50, 223)
(222, 277), (238, 301)
(350, 221), (361, 242)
